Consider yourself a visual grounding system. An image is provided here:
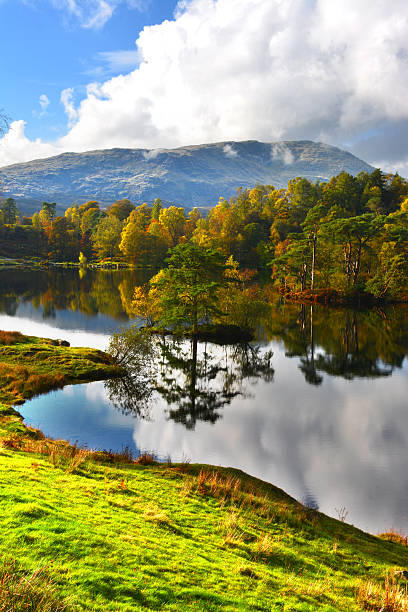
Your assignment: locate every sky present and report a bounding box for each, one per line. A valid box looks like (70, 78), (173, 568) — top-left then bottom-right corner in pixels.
(0, 0), (408, 176)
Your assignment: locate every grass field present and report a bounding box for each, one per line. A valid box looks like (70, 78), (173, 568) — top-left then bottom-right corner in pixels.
(0, 332), (408, 611)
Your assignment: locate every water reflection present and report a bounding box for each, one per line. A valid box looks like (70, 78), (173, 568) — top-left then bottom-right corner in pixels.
(3, 268), (408, 533)
(0, 267), (152, 330)
(265, 302), (408, 383)
(106, 335), (274, 430)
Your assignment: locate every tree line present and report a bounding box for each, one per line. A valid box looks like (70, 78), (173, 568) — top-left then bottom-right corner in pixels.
(1, 167), (408, 299)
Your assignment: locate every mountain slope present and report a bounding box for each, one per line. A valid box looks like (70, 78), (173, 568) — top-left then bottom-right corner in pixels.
(0, 140), (374, 214)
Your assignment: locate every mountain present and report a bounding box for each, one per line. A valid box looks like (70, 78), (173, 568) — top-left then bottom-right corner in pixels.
(0, 140), (374, 215)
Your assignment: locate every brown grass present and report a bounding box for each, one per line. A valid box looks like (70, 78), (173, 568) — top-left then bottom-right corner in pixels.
(357, 573), (408, 611)
(379, 530), (408, 547)
(0, 362), (66, 403)
(0, 331), (24, 345)
(0, 558), (69, 611)
(1, 437), (89, 474)
(135, 451), (155, 465)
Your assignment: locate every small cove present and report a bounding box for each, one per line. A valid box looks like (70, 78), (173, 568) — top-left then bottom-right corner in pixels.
(2, 267), (408, 534)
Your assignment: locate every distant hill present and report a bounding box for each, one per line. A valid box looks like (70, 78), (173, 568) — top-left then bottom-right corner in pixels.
(0, 140), (374, 215)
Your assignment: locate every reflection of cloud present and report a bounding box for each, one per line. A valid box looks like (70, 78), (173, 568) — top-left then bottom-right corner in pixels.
(133, 345), (408, 534)
(0, 314), (110, 350)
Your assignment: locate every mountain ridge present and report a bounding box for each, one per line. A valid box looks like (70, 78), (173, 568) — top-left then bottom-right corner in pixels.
(0, 140), (374, 214)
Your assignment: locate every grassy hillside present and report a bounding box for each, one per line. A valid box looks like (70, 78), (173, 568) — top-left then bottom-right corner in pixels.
(0, 332), (407, 611)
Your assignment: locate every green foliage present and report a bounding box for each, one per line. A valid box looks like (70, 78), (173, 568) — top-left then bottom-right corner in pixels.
(0, 197), (19, 224)
(92, 215), (122, 260)
(1, 167), (408, 299)
(150, 243), (226, 332)
(107, 198), (135, 221)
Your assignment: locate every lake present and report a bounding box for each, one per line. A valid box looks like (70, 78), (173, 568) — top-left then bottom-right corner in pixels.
(1, 266), (408, 534)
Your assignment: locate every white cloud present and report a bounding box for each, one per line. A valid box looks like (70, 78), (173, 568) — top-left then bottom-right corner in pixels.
(60, 88), (78, 125)
(2, 0), (408, 175)
(0, 121), (61, 167)
(50, 0), (148, 29)
(223, 144), (237, 158)
(39, 94), (50, 113)
(95, 50), (141, 73)
(143, 148), (163, 160)
(271, 143), (294, 165)
(32, 94), (50, 118)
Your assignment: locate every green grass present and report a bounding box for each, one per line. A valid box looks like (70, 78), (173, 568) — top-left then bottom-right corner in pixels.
(1, 332), (408, 610)
(0, 451), (407, 611)
(0, 331), (122, 406)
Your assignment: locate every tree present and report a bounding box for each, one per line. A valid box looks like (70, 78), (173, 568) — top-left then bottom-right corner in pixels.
(150, 243), (226, 333)
(80, 207), (103, 236)
(151, 198), (163, 220)
(92, 215), (122, 260)
(107, 199), (135, 221)
(302, 203), (327, 290)
(0, 197), (19, 224)
(46, 216), (70, 260)
(41, 201), (56, 223)
(323, 213), (385, 288)
(159, 206), (186, 246)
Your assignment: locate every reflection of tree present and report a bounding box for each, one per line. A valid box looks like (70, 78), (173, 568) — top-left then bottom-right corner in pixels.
(105, 329), (274, 431)
(0, 268), (153, 321)
(105, 326), (157, 418)
(155, 338), (274, 430)
(265, 301), (404, 384)
(104, 374), (153, 419)
(298, 305), (323, 386)
(155, 337), (237, 430)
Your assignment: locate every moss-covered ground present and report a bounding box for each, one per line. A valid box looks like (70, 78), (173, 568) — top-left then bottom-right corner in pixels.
(0, 330), (122, 407)
(0, 332), (408, 611)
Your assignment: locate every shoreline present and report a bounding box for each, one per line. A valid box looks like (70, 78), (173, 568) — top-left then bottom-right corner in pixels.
(1, 334), (408, 609)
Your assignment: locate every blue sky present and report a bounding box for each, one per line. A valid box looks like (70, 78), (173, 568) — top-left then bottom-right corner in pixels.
(1, 0), (408, 176)
(1, 0), (177, 141)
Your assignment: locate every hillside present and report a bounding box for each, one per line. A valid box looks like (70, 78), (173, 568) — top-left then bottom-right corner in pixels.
(0, 336), (407, 610)
(0, 140), (373, 214)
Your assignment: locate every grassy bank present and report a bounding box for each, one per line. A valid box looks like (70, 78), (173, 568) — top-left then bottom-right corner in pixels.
(0, 331), (122, 407)
(1, 333), (408, 611)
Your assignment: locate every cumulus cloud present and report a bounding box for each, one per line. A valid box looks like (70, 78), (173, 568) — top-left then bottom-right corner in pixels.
(2, 0), (408, 174)
(0, 121), (61, 167)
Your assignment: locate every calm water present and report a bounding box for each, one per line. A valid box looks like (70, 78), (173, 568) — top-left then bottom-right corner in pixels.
(1, 267), (408, 534)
